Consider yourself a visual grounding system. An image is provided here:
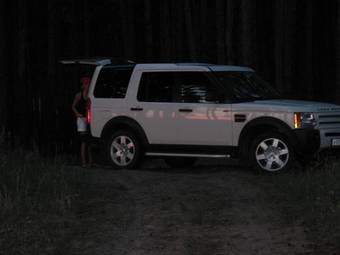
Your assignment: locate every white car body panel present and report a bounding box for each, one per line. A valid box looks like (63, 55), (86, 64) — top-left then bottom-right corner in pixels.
(83, 62), (340, 155)
(127, 67), (232, 145)
(176, 103), (232, 145)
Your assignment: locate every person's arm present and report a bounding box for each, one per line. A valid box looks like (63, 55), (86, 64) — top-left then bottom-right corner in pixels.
(72, 93), (83, 118)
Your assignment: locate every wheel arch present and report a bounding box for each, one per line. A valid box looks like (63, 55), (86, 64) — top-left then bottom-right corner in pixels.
(238, 117), (295, 162)
(100, 116), (149, 148)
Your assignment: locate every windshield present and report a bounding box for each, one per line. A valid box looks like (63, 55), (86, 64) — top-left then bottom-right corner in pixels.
(213, 71), (281, 101)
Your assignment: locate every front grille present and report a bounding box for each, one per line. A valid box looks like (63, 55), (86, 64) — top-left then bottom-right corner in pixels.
(319, 121), (340, 125)
(318, 112), (340, 129)
(325, 132), (340, 137)
(319, 115), (340, 119)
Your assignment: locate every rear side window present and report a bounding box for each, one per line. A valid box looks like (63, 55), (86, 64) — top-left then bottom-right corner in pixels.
(94, 67), (133, 98)
(138, 72), (175, 102)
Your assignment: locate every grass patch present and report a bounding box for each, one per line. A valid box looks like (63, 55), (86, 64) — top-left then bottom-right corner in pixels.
(270, 158), (340, 254)
(0, 149), (85, 255)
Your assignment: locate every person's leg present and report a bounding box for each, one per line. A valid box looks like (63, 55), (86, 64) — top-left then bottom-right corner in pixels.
(87, 143), (93, 167)
(81, 141), (87, 167)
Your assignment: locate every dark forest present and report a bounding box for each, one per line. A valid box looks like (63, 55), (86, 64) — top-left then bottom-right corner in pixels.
(2, 2), (340, 254)
(0, 0), (339, 152)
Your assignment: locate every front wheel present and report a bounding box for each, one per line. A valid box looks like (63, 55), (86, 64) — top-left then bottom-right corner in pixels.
(105, 130), (142, 169)
(250, 132), (293, 172)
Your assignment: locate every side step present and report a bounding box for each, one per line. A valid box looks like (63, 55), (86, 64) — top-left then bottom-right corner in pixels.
(145, 152), (231, 158)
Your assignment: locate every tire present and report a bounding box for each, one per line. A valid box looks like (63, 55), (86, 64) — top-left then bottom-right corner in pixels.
(250, 132), (293, 173)
(105, 130), (142, 169)
(164, 157), (197, 168)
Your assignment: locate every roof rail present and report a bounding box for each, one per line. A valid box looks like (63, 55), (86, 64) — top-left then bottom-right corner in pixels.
(134, 57), (213, 64)
(175, 63), (212, 66)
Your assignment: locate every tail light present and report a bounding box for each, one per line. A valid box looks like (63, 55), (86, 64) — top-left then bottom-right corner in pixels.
(86, 98), (91, 125)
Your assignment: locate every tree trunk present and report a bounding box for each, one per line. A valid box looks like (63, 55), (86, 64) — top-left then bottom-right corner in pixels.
(225, 0), (234, 64)
(144, 0), (153, 59)
(336, 1), (340, 103)
(48, 0), (56, 93)
(119, 0), (135, 60)
(160, 0), (171, 59)
(216, 0), (225, 64)
(298, 2), (313, 99)
(275, 0), (285, 93)
(174, 1), (185, 60)
(16, 0), (31, 145)
(82, 0), (90, 56)
(282, 1), (297, 98)
(184, 0), (196, 61)
(45, 0), (58, 150)
(241, 0), (255, 66)
(0, 0), (7, 129)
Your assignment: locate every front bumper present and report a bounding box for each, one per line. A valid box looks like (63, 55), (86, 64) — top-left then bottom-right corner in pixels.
(319, 128), (340, 149)
(292, 129), (320, 155)
(292, 127), (340, 156)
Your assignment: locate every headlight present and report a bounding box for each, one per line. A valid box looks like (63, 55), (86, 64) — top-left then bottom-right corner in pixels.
(294, 112), (316, 129)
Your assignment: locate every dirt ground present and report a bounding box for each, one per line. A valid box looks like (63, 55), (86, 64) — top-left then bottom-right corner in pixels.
(67, 159), (313, 255)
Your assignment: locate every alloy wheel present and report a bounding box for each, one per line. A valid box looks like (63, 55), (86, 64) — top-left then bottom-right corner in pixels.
(255, 137), (289, 172)
(110, 135), (136, 166)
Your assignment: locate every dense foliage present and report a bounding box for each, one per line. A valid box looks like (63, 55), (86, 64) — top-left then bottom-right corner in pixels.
(0, 0), (338, 150)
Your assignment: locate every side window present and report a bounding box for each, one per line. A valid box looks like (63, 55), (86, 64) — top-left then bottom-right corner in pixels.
(175, 72), (222, 103)
(137, 72), (174, 102)
(94, 68), (133, 98)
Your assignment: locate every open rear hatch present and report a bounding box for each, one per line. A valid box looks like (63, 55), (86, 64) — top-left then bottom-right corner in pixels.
(59, 58), (112, 66)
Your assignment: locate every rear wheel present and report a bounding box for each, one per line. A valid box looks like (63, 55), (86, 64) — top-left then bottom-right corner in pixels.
(106, 130), (142, 169)
(250, 132), (293, 172)
(164, 157), (197, 168)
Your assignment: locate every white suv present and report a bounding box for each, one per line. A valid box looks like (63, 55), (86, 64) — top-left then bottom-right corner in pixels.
(63, 59), (340, 172)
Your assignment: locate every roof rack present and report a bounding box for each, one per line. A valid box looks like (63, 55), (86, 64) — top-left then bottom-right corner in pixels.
(136, 57), (214, 64)
(175, 63), (212, 66)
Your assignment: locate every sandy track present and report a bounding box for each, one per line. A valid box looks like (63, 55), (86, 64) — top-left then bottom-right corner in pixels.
(67, 160), (312, 255)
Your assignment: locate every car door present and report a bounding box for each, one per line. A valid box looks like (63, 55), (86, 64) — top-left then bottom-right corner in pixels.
(174, 71), (233, 146)
(127, 70), (178, 144)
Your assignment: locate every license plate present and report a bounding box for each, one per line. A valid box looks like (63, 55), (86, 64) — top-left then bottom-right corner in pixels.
(332, 139), (340, 147)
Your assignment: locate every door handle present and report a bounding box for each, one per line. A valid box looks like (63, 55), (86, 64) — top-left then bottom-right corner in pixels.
(179, 109), (193, 113)
(130, 107), (143, 111)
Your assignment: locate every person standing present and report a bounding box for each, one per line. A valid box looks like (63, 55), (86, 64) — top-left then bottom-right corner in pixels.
(72, 76), (92, 167)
